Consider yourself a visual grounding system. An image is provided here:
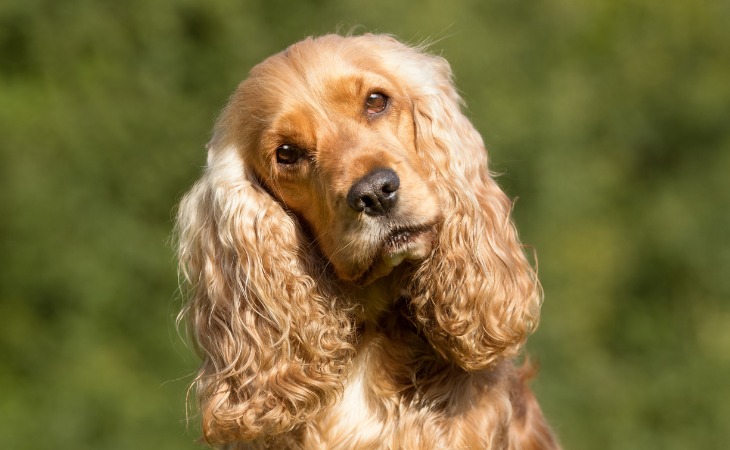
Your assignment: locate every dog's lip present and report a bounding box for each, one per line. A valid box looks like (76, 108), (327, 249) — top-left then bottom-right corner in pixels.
(382, 224), (432, 254)
(355, 222), (436, 285)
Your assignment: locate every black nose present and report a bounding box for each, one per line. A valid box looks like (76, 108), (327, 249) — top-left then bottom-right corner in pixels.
(347, 168), (400, 216)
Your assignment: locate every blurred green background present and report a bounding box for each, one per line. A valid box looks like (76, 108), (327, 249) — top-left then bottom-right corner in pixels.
(1, 0), (728, 449)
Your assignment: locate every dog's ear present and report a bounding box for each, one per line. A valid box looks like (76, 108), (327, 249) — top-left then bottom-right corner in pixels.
(396, 43), (542, 370)
(176, 128), (355, 443)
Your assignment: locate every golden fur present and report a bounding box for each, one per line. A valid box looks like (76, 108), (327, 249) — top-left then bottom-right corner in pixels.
(176, 34), (560, 449)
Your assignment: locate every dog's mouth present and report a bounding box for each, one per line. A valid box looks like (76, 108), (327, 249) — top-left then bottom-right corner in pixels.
(382, 225), (430, 257)
(356, 223), (437, 285)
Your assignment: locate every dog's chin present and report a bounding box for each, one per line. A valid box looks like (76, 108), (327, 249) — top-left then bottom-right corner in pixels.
(344, 225), (436, 286)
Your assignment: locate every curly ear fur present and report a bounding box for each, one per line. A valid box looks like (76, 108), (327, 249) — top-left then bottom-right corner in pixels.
(176, 142), (355, 443)
(391, 41), (543, 370)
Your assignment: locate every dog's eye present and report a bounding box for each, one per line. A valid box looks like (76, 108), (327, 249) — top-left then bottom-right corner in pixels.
(366, 92), (388, 115)
(276, 144), (304, 165)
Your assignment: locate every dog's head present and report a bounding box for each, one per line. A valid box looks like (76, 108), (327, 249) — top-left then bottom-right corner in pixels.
(177, 34), (541, 444)
(215, 35), (442, 283)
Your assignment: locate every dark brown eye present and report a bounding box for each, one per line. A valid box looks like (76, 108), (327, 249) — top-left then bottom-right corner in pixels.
(276, 144), (304, 165)
(365, 92), (388, 115)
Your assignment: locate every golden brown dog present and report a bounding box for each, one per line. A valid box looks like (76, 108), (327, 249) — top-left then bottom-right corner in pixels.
(177, 33), (560, 449)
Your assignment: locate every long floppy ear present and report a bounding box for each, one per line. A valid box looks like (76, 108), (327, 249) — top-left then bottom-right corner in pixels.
(176, 136), (355, 443)
(401, 46), (542, 371)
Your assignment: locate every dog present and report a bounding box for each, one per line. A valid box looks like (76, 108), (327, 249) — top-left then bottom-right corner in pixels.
(176, 33), (559, 449)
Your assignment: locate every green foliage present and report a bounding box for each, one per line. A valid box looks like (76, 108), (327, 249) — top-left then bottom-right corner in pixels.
(1, 1), (728, 448)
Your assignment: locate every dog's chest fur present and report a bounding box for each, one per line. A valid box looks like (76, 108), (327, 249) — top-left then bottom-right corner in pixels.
(300, 325), (515, 449)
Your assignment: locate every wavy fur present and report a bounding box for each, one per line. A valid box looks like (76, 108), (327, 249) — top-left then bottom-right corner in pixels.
(177, 34), (558, 449)
(403, 49), (542, 370)
(177, 147), (356, 441)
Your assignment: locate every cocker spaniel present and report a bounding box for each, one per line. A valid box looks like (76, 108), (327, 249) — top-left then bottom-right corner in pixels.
(177, 34), (560, 449)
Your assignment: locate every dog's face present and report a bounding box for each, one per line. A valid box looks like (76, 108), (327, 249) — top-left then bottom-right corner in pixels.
(226, 39), (441, 283)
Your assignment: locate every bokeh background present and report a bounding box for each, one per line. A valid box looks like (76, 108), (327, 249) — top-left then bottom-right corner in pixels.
(2, 1), (728, 449)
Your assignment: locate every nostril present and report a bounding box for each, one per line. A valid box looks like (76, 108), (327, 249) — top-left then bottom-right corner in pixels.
(382, 178), (399, 194)
(347, 168), (400, 216)
(357, 194), (376, 210)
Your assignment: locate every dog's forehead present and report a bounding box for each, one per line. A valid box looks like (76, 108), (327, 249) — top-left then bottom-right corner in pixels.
(238, 58), (400, 149)
(248, 40), (401, 107)
(227, 36), (415, 164)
